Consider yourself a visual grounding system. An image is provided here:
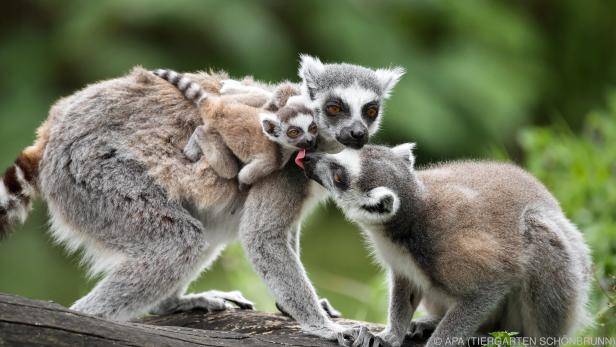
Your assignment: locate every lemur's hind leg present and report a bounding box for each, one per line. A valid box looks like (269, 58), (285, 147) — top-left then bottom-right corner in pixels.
(150, 244), (254, 315)
(519, 213), (583, 338)
(184, 125), (239, 179)
(70, 246), (205, 321)
(43, 137), (233, 321)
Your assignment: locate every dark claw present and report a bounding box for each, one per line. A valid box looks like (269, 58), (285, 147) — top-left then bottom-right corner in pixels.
(227, 299), (254, 310)
(337, 331), (354, 347)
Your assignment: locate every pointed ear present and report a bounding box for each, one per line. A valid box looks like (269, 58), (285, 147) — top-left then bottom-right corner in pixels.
(361, 187), (400, 216)
(391, 143), (416, 167)
(375, 66), (405, 98)
(298, 54), (325, 98)
(259, 113), (281, 137)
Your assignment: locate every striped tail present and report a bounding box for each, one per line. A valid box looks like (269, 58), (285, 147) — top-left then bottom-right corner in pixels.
(152, 69), (206, 104)
(0, 147), (41, 239)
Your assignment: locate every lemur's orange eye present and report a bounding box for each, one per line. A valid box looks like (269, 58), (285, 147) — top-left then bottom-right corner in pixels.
(326, 105), (341, 114)
(334, 174), (342, 183)
(366, 107), (378, 118)
(287, 128), (301, 138)
(309, 123), (318, 134)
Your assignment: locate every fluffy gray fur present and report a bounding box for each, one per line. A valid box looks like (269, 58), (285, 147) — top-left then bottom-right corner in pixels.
(0, 55), (404, 341)
(303, 145), (592, 347)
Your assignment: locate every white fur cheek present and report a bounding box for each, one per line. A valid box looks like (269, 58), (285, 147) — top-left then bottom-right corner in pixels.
(0, 180), (9, 206)
(335, 187), (400, 224)
(367, 115), (382, 136)
(331, 149), (361, 178)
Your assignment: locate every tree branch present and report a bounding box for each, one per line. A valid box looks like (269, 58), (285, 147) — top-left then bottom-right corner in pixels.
(0, 293), (423, 346)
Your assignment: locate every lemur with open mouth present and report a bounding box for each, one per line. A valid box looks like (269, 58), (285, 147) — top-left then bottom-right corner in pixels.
(301, 145), (592, 347)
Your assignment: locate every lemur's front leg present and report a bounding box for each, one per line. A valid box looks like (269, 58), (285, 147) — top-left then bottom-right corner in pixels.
(372, 272), (422, 347)
(184, 125), (239, 179)
(276, 225), (342, 319)
(340, 273), (421, 347)
(239, 166), (355, 340)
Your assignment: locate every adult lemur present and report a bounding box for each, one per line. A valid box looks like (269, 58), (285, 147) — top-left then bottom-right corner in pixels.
(0, 55), (404, 340)
(303, 145), (592, 347)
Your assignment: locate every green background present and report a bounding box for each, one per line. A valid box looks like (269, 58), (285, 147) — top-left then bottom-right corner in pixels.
(0, 0), (614, 340)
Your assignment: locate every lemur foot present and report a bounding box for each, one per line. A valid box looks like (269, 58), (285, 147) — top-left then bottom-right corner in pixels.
(338, 325), (385, 347)
(151, 290), (254, 315)
(238, 182), (250, 192)
(408, 316), (439, 340)
(276, 298), (342, 318)
(184, 126), (207, 162)
(375, 329), (403, 347)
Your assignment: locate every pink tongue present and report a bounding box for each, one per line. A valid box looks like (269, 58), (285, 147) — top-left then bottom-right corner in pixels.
(295, 149), (306, 170)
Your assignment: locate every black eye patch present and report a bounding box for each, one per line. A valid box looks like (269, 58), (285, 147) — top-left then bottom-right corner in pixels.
(362, 101), (380, 121)
(330, 163), (349, 191)
(324, 96), (350, 113)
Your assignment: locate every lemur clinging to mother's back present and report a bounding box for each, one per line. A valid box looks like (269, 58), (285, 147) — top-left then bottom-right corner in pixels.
(0, 55), (405, 341)
(303, 145), (592, 347)
(151, 69), (317, 188)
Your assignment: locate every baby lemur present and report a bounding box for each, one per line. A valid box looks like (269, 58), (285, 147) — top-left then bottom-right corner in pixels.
(152, 69), (317, 187)
(303, 145), (592, 347)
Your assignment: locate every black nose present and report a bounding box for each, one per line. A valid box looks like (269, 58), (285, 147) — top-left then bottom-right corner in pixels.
(297, 138), (317, 150)
(351, 129), (365, 139)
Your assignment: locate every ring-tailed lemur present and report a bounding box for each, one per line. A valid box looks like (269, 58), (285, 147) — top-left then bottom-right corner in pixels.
(151, 69), (317, 189)
(0, 55), (404, 341)
(302, 145), (592, 347)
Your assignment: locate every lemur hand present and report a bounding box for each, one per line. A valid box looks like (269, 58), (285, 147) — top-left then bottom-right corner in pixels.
(375, 329), (403, 347)
(302, 322), (364, 342)
(337, 325), (386, 347)
(276, 298), (342, 318)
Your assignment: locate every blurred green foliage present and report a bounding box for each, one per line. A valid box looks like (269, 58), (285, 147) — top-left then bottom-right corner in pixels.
(520, 92), (616, 337)
(0, 0), (614, 338)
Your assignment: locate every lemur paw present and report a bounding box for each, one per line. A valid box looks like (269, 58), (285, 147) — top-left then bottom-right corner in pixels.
(375, 329), (403, 347)
(238, 182), (251, 192)
(151, 290), (254, 315)
(304, 323), (359, 342)
(408, 316), (438, 340)
(183, 146), (203, 162)
(219, 79), (244, 95)
(276, 298), (342, 318)
(184, 126), (207, 162)
(337, 325), (385, 347)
